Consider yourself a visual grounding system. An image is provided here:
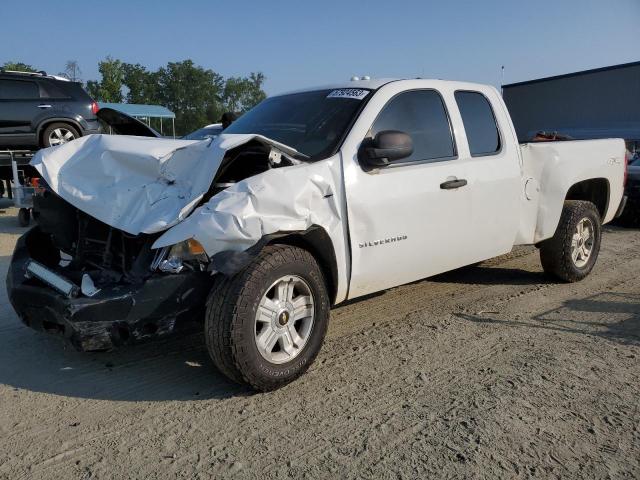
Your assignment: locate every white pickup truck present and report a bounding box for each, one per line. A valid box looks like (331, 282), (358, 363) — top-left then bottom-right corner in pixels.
(7, 78), (627, 391)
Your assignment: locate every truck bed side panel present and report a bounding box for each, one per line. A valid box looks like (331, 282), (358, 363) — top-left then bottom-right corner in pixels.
(515, 139), (626, 245)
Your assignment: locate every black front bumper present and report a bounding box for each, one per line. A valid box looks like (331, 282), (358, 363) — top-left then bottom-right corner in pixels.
(7, 228), (213, 351)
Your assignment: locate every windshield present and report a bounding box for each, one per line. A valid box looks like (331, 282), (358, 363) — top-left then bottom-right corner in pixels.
(183, 125), (223, 140)
(224, 88), (371, 159)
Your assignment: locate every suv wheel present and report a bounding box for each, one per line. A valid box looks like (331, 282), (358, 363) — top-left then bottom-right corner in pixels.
(42, 123), (80, 148)
(205, 245), (330, 391)
(539, 200), (602, 282)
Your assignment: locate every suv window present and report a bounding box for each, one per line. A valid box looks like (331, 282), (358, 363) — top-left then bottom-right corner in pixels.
(0, 79), (40, 100)
(370, 90), (455, 163)
(454, 91), (501, 156)
(40, 81), (69, 98)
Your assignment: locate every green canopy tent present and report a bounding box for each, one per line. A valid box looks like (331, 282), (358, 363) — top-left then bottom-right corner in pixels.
(98, 103), (176, 137)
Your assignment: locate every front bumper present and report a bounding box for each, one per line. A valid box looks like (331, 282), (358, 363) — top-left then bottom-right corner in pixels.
(7, 228), (213, 351)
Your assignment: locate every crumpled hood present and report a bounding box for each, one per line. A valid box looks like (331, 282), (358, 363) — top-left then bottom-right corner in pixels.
(31, 133), (304, 235)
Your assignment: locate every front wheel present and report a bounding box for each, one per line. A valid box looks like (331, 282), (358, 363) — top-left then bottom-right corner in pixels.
(539, 200), (601, 282)
(205, 245), (330, 391)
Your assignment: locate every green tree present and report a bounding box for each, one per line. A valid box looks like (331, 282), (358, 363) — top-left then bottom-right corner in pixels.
(84, 57), (267, 135)
(2, 61), (38, 72)
(155, 60), (224, 135)
(122, 63), (158, 104)
(86, 56), (124, 102)
(222, 72), (267, 113)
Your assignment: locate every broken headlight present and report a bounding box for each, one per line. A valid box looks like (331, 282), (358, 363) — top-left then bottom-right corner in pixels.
(158, 239), (208, 273)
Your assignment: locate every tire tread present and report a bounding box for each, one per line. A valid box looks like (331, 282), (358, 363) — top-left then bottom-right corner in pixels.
(539, 200), (601, 282)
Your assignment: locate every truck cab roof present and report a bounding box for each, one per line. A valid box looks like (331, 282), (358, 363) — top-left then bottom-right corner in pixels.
(275, 78), (499, 97)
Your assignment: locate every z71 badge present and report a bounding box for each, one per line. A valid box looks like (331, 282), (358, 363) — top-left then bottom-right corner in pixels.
(359, 235), (407, 248)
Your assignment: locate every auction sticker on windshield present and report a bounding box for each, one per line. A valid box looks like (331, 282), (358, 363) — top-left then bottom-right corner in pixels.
(327, 89), (370, 100)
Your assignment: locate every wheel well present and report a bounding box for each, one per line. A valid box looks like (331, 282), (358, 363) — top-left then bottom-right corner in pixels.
(268, 227), (339, 305)
(565, 178), (609, 219)
(37, 119), (82, 146)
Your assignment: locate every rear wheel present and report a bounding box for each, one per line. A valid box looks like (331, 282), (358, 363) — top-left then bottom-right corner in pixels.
(205, 245), (330, 391)
(42, 123), (80, 148)
(539, 200), (601, 282)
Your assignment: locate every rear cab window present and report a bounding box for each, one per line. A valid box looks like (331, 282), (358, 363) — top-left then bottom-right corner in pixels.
(0, 79), (40, 100)
(454, 91), (501, 156)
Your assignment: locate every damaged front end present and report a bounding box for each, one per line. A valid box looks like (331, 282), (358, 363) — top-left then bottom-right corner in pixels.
(7, 190), (214, 351)
(9, 130), (343, 351)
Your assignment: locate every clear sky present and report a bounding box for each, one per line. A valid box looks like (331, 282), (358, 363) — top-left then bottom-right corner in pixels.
(3, 0), (639, 95)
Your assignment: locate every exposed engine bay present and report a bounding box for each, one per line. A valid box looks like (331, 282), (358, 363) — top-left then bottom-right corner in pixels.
(31, 138), (301, 291)
(205, 139), (300, 199)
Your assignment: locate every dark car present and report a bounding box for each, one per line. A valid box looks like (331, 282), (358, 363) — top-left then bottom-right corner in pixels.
(0, 70), (101, 149)
(618, 153), (640, 225)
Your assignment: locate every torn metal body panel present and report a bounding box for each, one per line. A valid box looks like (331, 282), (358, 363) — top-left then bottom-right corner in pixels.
(153, 155), (349, 301)
(31, 133), (308, 235)
(15, 132), (347, 349)
(7, 228), (213, 351)
(152, 158), (345, 265)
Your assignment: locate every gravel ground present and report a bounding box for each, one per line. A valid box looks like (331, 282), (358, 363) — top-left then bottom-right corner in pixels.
(0, 198), (638, 479)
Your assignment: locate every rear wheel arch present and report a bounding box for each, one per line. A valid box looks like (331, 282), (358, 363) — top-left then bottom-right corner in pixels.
(37, 118), (83, 146)
(564, 178), (610, 219)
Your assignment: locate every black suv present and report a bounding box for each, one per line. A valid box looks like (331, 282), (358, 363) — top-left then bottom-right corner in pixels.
(0, 70), (101, 149)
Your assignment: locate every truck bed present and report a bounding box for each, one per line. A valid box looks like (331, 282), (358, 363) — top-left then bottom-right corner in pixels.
(515, 138), (626, 245)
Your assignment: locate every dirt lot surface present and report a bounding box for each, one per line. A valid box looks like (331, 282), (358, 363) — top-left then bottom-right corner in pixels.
(0, 198), (638, 479)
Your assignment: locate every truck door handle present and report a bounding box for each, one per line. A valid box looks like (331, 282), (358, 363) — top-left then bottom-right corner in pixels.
(37, 104), (52, 109)
(440, 179), (467, 189)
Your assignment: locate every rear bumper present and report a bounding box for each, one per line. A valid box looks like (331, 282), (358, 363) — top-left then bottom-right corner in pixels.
(615, 195), (628, 218)
(7, 228), (213, 351)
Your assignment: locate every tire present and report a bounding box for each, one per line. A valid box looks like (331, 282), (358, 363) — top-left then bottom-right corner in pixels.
(205, 244), (330, 391)
(41, 123), (80, 148)
(539, 200), (601, 282)
(18, 208), (30, 227)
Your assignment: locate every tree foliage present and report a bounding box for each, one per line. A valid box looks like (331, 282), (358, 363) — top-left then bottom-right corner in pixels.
(222, 72), (267, 113)
(1, 61), (38, 72)
(86, 56), (125, 103)
(155, 60), (225, 134)
(122, 63), (158, 104)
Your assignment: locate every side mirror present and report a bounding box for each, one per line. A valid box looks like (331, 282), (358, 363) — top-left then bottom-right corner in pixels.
(360, 130), (413, 167)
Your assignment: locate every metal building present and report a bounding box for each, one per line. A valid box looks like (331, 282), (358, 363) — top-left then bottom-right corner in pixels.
(502, 61), (640, 144)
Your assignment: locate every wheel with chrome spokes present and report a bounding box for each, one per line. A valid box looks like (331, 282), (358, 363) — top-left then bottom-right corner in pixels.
(48, 127), (76, 146)
(540, 200), (601, 282)
(205, 245), (330, 391)
(255, 275), (315, 364)
(42, 122), (80, 148)
(571, 218), (595, 268)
